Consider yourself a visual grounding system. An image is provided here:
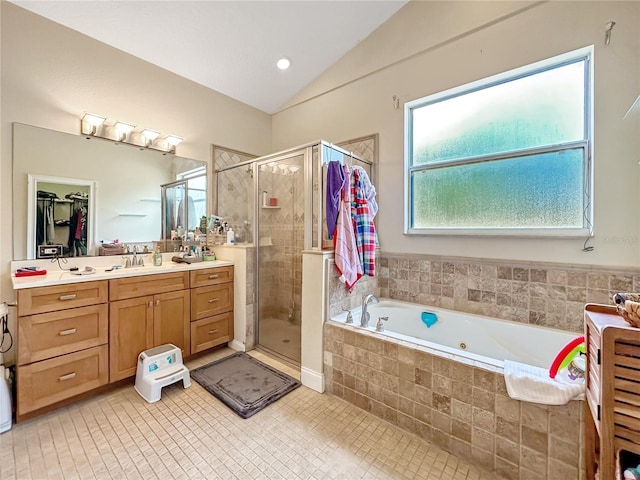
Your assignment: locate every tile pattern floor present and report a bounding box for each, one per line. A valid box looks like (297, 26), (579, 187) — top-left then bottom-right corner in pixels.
(0, 348), (494, 480)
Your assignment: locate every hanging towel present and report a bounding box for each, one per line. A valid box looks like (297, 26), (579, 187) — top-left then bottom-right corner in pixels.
(504, 360), (584, 405)
(353, 165), (378, 218)
(334, 165), (362, 291)
(350, 167), (376, 277)
(326, 161), (345, 239)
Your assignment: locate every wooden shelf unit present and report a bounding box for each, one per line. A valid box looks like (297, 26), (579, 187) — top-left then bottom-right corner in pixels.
(584, 304), (640, 479)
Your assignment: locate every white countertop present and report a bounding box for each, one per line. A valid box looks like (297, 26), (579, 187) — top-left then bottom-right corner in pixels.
(11, 254), (233, 290)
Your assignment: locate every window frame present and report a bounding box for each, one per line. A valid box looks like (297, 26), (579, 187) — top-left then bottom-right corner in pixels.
(404, 45), (594, 237)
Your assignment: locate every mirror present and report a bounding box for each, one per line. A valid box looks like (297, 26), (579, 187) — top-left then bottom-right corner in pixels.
(27, 174), (96, 259)
(13, 123), (207, 259)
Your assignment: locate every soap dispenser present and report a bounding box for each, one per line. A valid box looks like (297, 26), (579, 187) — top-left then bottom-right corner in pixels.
(153, 246), (162, 266)
(227, 228), (235, 245)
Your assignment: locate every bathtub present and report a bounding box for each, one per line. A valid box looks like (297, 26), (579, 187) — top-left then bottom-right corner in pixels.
(330, 299), (577, 372)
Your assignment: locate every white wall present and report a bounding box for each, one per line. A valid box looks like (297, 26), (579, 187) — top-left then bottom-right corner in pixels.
(273, 1), (640, 268)
(0, 3), (272, 363)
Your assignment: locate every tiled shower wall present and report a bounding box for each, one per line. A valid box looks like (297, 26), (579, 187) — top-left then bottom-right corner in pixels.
(213, 145), (256, 243)
(258, 166), (304, 322)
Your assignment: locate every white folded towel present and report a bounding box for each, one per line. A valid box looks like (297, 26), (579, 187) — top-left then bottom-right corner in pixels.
(504, 359), (585, 405)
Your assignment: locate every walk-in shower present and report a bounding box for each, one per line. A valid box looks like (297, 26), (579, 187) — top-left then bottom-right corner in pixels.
(215, 141), (372, 364)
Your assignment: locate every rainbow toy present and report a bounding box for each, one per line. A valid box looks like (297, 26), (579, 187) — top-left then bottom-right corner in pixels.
(549, 336), (586, 379)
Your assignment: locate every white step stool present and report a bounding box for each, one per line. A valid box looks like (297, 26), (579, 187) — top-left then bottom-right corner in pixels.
(134, 344), (190, 403)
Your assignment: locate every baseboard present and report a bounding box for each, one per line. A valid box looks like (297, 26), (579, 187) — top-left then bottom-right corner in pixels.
(228, 340), (246, 352)
(300, 367), (324, 393)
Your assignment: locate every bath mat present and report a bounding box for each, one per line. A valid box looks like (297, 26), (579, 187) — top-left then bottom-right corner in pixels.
(190, 352), (301, 419)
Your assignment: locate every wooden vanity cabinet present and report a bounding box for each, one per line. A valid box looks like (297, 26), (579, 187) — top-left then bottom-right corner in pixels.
(109, 272), (190, 382)
(190, 266), (234, 354)
(15, 264), (234, 420)
(584, 304), (640, 480)
(16, 281), (109, 420)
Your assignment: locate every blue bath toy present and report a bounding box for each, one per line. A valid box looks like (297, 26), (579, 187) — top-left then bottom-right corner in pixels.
(421, 312), (438, 328)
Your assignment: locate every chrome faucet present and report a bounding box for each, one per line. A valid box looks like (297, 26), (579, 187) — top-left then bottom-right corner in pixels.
(123, 246), (144, 268)
(376, 316), (389, 332)
(360, 294), (379, 327)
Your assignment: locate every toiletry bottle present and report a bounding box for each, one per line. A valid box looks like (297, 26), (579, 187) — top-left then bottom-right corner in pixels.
(153, 247), (162, 266)
(227, 228), (235, 245)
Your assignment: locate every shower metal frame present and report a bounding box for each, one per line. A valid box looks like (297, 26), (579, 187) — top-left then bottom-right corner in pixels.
(214, 140), (373, 362)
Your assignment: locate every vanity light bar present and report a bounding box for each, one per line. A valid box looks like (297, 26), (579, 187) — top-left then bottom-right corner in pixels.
(80, 113), (183, 153)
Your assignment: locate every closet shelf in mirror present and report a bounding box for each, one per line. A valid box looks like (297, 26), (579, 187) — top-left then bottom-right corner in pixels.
(117, 213), (147, 217)
(261, 206), (281, 209)
(140, 198), (161, 202)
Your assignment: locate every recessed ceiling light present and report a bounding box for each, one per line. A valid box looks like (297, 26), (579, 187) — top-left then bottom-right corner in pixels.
(276, 57), (291, 70)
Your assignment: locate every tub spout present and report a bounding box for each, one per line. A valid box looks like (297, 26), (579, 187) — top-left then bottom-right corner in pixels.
(360, 294), (379, 327)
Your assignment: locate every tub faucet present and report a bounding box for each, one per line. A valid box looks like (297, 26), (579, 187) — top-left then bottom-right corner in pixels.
(376, 316), (389, 332)
(360, 294), (379, 327)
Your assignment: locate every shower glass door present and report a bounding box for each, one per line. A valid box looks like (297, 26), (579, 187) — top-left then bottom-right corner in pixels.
(256, 153), (304, 363)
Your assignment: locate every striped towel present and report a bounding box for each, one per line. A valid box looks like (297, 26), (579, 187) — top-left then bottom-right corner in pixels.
(350, 167), (376, 277)
(504, 360), (584, 405)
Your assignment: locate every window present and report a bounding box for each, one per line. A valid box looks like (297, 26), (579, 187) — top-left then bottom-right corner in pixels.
(405, 46), (593, 236)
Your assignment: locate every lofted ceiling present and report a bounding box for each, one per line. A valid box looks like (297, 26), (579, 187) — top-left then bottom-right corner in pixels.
(9, 0), (407, 114)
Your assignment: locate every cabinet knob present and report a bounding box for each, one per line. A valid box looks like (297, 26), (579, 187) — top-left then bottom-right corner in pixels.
(58, 372), (77, 382)
(148, 301), (153, 307)
(208, 298), (219, 304)
(59, 328), (77, 336)
(156, 299), (160, 306)
(208, 329), (219, 335)
(208, 274), (219, 279)
(59, 294), (77, 301)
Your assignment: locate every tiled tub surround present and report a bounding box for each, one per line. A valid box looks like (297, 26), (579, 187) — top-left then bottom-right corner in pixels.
(323, 253), (640, 479)
(323, 322), (585, 480)
(331, 253), (640, 334)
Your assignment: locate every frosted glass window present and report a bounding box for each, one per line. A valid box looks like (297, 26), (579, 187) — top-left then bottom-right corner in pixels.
(405, 47), (592, 234)
(412, 150), (584, 229)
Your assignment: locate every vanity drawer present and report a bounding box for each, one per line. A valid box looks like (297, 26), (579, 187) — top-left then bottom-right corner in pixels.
(190, 266), (234, 288)
(17, 281), (108, 316)
(191, 283), (234, 320)
(17, 304), (108, 365)
(190, 313), (233, 354)
(109, 272), (189, 301)
(17, 345), (108, 416)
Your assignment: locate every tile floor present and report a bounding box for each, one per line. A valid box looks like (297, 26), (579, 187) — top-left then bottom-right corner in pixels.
(0, 348), (494, 480)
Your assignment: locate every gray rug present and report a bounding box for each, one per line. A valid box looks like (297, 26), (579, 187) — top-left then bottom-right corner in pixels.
(190, 352), (301, 419)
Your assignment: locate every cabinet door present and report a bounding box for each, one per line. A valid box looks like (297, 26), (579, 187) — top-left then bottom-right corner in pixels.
(153, 290), (190, 357)
(191, 283), (234, 320)
(18, 280), (108, 315)
(190, 266), (234, 288)
(190, 312), (233, 354)
(109, 296), (154, 382)
(18, 303), (108, 365)
(17, 345), (108, 416)
(109, 272), (189, 301)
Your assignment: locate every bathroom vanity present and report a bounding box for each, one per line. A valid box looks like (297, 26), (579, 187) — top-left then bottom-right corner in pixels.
(12, 260), (234, 422)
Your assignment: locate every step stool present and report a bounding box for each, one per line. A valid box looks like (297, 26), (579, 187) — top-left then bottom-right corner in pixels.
(134, 344), (190, 403)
